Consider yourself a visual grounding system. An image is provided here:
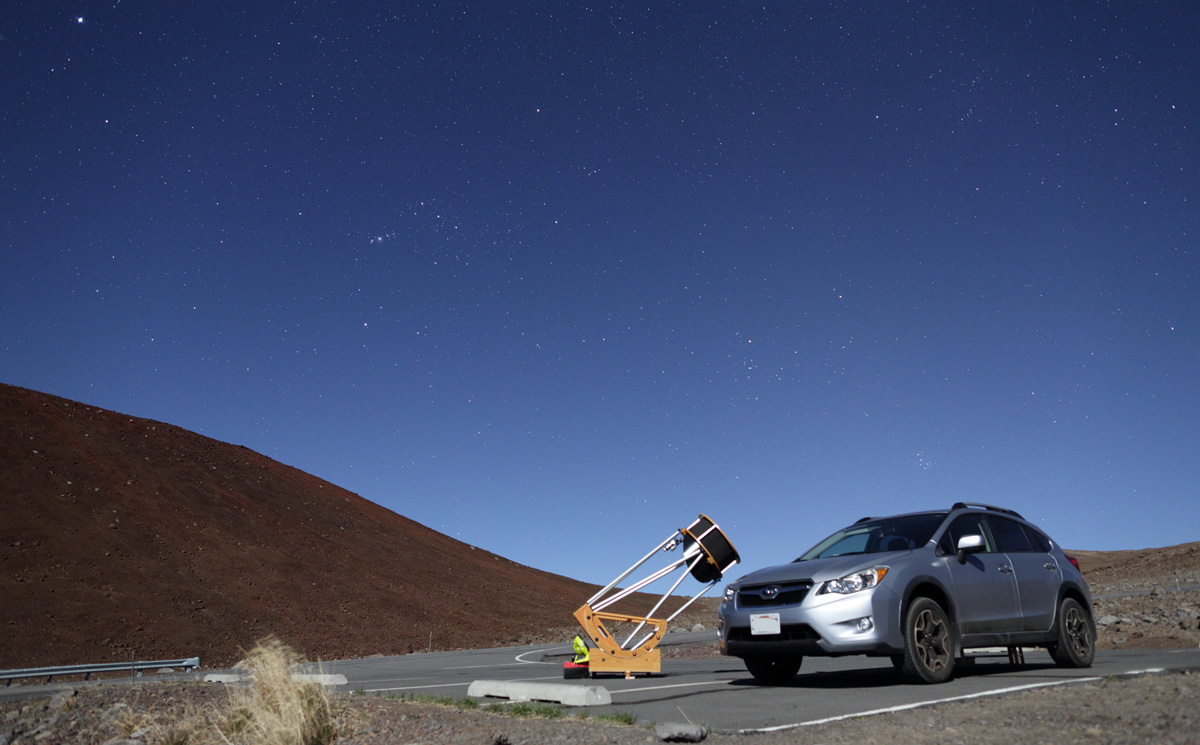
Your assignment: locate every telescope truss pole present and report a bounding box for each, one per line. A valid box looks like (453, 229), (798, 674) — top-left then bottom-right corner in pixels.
(586, 532), (682, 607)
(592, 555), (690, 613)
(627, 575), (724, 651)
(620, 552), (705, 649)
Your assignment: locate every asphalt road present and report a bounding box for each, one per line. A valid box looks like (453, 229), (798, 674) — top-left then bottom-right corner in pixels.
(4, 634), (1197, 731)
(313, 634), (1200, 732)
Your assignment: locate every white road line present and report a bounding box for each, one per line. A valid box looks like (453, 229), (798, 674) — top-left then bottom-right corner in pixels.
(742, 678), (1104, 733)
(609, 679), (736, 695)
(444, 663), (530, 670)
(346, 678), (443, 687)
(366, 682), (473, 693)
(515, 648), (568, 664)
(516, 675), (569, 682)
(366, 674), (565, 693)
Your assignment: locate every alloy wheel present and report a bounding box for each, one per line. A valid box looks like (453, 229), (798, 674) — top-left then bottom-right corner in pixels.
(1064, 604), (1093, 658)
(913, 607), (950, 673)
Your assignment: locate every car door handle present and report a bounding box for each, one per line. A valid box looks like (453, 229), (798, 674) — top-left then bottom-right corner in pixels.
(1044, 562), (1056, 570)
(998, 565), (1013, 574)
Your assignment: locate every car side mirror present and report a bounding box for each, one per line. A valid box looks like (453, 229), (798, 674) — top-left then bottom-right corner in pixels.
(956, 534), (986, 564)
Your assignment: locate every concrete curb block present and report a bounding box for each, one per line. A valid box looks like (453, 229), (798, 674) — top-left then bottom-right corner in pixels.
(467, 679), (612, 706)
(203, 673), (347, 686)
(655, 722), (708, 742)
(293, 673), (348, 686)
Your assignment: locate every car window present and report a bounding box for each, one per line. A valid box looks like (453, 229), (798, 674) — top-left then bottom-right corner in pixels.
(987, 516), (1034, 552)
(796, 513), (946, 561)
(1022, 525), (1052, 553)
(812, 530), (871, 558)
(939, 514), (994, 554)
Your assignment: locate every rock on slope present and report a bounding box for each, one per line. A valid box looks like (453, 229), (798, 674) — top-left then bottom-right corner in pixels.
(1072, 544), (1200, 649)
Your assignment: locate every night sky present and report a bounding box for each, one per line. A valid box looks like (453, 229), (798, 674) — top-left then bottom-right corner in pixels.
(3, 2), (1197, 590)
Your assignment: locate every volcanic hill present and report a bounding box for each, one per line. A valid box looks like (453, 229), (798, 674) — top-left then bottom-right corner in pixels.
(0, 383), (602, 669)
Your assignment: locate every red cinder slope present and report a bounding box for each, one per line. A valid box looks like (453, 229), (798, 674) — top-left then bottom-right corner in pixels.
(0, 384), (597, 668)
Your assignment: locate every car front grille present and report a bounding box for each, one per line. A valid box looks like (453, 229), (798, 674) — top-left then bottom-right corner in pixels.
(726, 624), (820, 643)
(738, 580), (813, 607)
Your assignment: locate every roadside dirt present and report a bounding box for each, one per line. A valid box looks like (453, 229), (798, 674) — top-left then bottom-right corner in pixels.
(1073, 544), (1200, 650)
(3, 669), (1197, 744)
(338, 670), (1200, 744)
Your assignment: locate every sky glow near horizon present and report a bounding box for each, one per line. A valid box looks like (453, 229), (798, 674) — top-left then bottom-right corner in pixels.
(1, 2), (1197, 590)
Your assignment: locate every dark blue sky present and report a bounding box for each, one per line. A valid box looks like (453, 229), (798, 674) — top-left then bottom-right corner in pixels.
(3, 2), (1197, 588)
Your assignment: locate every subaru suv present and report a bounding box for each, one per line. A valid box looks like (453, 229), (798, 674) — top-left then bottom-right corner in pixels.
(717, 503), (1095, 684)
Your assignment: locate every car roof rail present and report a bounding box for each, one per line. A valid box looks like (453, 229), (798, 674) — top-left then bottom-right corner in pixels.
(854, 516), (873, 524)
(950, 502), (1024, 519)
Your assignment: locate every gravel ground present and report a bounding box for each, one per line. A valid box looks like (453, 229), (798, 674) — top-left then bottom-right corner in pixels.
(3, 670), (1197, 745)
(1092, 590), (1200, 650)
(335, 672), (1200, 744)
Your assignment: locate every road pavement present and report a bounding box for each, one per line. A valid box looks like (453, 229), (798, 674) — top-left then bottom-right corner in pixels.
(311, 634), (1200, 732)
(4, 634), (1197, 731)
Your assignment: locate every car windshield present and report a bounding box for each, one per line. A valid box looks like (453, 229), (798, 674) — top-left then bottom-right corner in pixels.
(795, 513), (948, 561)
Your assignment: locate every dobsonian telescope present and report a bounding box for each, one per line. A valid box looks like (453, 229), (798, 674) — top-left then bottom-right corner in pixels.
(569, 514), (739, 677)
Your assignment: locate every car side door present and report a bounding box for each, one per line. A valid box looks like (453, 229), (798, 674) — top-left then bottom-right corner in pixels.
(939, 514), (1022, 633)
(985, 516), (1062, 632)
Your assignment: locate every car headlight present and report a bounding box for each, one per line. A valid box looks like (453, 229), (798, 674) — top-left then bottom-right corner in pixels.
(819, 566), (889, 595)
(723, 585), (736, 602)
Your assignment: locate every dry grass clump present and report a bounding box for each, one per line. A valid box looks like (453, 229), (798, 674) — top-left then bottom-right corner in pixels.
(223, 636), (335, 745)
(105, 703), (160, 740)
(88, 637), (336, 745)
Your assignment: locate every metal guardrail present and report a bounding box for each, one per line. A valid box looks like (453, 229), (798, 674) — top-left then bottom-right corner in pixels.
(2, 657), (201, 686)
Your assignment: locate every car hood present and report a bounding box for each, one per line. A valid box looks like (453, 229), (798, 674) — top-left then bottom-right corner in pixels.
(731, 552), (910, 587)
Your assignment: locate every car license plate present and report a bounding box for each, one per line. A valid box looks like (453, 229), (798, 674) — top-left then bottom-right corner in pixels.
(750, 613), (781, 635)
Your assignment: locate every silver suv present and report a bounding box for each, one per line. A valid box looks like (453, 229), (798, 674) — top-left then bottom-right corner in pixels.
(717, 503), (1096, 684)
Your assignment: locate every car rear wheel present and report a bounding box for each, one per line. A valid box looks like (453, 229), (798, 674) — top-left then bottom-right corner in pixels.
(743, 656), (802, 685)
(1049, 597), (1095, 667)
(900, 597), (955, 684)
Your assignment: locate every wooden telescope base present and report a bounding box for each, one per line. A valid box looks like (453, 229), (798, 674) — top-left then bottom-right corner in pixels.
(572, 603), (666, 677)
(585, 647), (661, 678)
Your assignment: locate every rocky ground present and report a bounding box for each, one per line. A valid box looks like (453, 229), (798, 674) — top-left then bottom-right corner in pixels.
(1073, 542), (1200, 651)
(3, 669), (1197, 745)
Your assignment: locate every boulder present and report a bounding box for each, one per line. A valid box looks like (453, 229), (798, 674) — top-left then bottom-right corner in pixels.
(47, 690), (76, 712)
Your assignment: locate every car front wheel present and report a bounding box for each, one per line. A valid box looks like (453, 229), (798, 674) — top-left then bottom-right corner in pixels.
(1049, 597), (1095, 668)
(900, 597), (955, 684)
(743, 656), (802, 685)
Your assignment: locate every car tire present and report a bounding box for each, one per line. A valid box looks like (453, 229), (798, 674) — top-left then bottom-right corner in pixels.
(1049, 597), (1095, 668)
(900, 597), (955, 684)
(744, 656), (802, 685)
